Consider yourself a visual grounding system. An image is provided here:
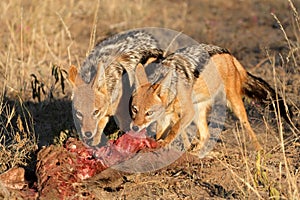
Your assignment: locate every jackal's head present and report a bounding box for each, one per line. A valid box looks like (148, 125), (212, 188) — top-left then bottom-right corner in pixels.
(130, 64), (172, 133)
(69, 64), (109, 147)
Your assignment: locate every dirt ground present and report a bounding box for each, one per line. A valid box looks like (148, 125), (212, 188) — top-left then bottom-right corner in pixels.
(0, 0), (300, 199)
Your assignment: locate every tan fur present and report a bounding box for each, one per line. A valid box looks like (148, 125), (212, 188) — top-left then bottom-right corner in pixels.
(193, 54), (261, 150)
(69, 65), (111, 146)
(130, 64), (194, 148)
(130, 53), (262, 151)
(69, 57), (160, 147)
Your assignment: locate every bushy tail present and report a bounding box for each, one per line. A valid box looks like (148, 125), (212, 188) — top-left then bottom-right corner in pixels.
(243, 72), (293, 126)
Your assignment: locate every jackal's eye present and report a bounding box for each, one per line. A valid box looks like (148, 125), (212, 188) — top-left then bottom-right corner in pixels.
(131, 105), (138, 114)
(93, 109), (101, 117)
(75, 111), (83, 120)
(145, 110), (153, 116)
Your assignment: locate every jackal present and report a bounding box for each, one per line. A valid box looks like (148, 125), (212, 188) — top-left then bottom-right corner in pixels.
(130, 44), (293, 150)
(69, 30), (163, 146)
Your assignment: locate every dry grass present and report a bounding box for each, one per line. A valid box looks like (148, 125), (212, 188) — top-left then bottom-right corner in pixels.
(0, 95), (37, 173)
(0, 0), (299, 199)
(213, 2), (300, 199)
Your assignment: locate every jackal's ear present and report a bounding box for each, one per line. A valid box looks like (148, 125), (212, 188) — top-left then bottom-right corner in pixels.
(153, 70), (174, 104)
(154, 70), (173, 94)
(92, 62), (107, 92)
(134, 63), (148, 87)
(68, 65), (78, 86)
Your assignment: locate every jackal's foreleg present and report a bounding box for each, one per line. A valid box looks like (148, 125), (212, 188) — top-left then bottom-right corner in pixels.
(92, 116), (110, 146)
(192, 100), (211, 151)
(158, 100), (194, 148)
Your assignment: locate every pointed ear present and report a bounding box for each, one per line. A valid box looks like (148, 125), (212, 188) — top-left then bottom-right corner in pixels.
(153, 70), (175, 105)
(135, 63), (149, 88)
(92, 61), (107, 92)
(68, 65), (78, 86)
(153, 70), (173, 96)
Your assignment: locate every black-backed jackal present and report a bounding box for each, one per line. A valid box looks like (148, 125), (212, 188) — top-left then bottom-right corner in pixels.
(130, 44), (293, 150)
(69, 30), (163, 146)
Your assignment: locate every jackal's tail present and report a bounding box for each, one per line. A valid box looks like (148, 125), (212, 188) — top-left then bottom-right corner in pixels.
(243, 72), (294, 126)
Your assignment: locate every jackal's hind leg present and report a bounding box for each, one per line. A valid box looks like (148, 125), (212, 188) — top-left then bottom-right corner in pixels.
(228, 93), (262, 150)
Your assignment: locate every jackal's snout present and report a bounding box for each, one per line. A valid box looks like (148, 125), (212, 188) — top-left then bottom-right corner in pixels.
(83, 131), (93, 139)
(130, 119), (148, 133)
(131, 125), (141, 132)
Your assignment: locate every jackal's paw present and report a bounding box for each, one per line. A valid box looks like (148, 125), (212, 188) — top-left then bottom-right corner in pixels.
(188, 138), (207, 152)
(191, 142), (205, 152)
(137, 147), (156, 154)
(157, 139), (169, 148)
(253, 141), (263, 151)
